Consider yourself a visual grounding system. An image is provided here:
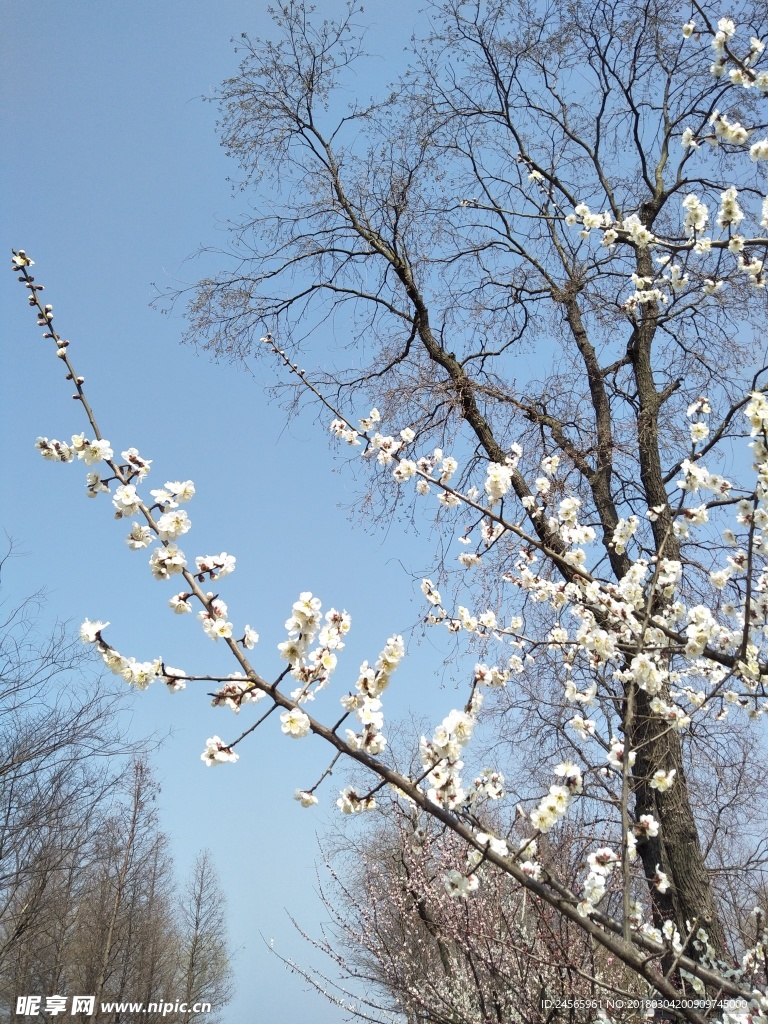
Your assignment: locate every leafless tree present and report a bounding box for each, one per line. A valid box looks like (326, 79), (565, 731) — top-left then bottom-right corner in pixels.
(0, 596), (234, 1023)
(0, 591), (134, 996)
(177, 850), (234, 1024)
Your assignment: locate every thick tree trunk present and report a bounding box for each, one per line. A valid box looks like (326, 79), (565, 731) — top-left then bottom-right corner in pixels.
(627, 246), (727, 956)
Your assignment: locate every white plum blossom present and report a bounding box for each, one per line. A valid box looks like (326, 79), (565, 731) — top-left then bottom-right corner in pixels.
(606, 739), (636, 771)
(86, 472), (110, 497)
(202, 617), (233, 641)
(554, 761), (583, 794)
(194, 553), (236, 580)
(359, 407), (381, 430)
(294, 790), (319, 807)
(711, 17), (735, 55)
(682, 194), (708, 236)
(149, 544), (187, 580)
(649, 768), (677, 792)
(330, 418), (361, 446)
(169, 593), (193, 614)
(337, 786), (376, 814)
(280, 707), (311, 738)
(568, 716), (596, 740)
(440, 456), (459, 482)
(80, 618), (109, 643)
(242, 625), (259, 649)
(634, 814), (660, 838)
(162, 666), (187, 692)
(123, 659), (162, 690)
(126, 523), (152, 549)
(24, 122), (768, 1008)
(710, 111), (750, 145)
(156, 509), (192, 541)
(121, 448), (152, 481)
(717, 187), (744, 229)
(458, 552), (481, 568)
(611, 515), (638, 555)
(393, 458), (417, 483)
(164, 479), (195, 502)
(210, 676), (265, 713)
(35, 437), (74, 462)
(201, 736), (239, 766)
(654, 866), (671, 893)
(437, 491), (461, 508)
(74, 437), (114, 465)
(485, 462), (514, 501)
(475, 832), (509, 858)
(444, 869), (479, 898)
(621, 213), (655, 247)
(112, 484), (142, 517)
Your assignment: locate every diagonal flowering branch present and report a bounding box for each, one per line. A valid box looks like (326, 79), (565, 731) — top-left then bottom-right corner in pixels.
(16, 241), (768, 1022)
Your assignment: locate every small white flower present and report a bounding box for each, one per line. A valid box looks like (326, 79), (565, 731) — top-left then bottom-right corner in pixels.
(126, 523), (152, 550)
(201, 736), (239, 766)
(294, 789), (319, 807)
(168, 593), (193, 614)
(649, 768), (677, 791)
(280, 708), (311, 738)
(653, 866), (671, 893)
(80, 618), (109, 643)
(243, 625), (260, 649)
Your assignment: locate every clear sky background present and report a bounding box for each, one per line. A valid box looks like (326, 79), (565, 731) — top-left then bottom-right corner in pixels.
(0, 3), (461, 1021)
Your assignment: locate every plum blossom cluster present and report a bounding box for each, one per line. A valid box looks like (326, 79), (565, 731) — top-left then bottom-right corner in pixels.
(193, 552), (236, 581)
(419, 707), (478, 810)
(443, 828), (525, 900)
(278, 593), (351, 698)
(201, 735), (239, 766)
(35, 433), (114, 465)
(337, 785), (377, 814)
(529, 761), (583, 834)
(79, 619), (186, 693)
(443, 867), (479, 898)
(577, 847), (621, 918)
(565, 184), (768, 299)
(329, 417), (361, 446)
(683, 15), (768, 89)
(343, 398), (768, 742)
(339, 634), (405, 759)
(198, 596), (234, 642)
(574, 823), (663, 920)
(210, 673), (265, 713)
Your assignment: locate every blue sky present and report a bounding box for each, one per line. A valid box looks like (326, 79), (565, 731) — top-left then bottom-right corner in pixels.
(0, 3), (461, 1020)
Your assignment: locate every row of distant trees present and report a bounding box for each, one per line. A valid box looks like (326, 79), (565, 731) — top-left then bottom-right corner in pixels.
(0, 588), (233, 1023)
